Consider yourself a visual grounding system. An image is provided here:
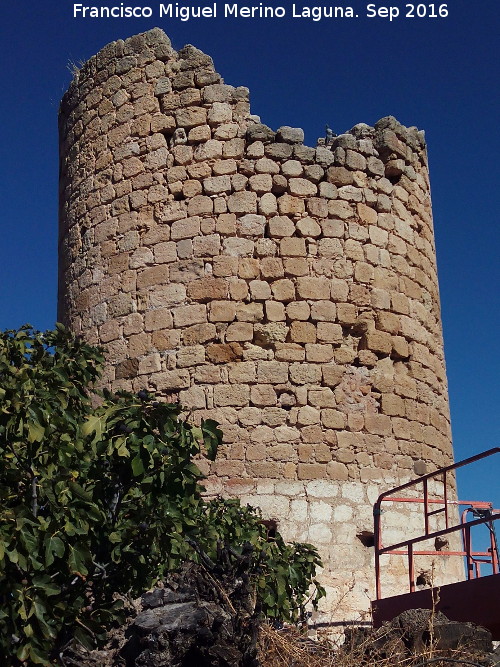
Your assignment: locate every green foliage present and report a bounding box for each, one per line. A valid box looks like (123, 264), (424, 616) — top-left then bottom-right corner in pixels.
(0, 326), (325, 665)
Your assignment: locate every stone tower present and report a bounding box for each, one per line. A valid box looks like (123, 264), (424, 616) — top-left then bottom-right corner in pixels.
(58, 29), (459, 625)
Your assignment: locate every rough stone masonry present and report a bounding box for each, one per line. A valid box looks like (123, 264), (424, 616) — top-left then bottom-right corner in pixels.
(58, 28), (462, 626)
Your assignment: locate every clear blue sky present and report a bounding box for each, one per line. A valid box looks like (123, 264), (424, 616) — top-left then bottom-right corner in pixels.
(0, 2), (498, 518)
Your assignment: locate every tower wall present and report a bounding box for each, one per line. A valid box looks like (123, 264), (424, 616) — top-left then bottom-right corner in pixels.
(58, 29), (459, 624)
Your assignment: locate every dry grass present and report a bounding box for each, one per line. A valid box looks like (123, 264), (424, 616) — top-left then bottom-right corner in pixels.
(257, 622), (492, 667)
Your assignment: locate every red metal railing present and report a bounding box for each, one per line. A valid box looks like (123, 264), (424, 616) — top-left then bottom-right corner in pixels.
(374, 447), (500, 600)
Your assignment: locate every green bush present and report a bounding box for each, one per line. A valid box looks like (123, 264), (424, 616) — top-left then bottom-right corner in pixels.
(0, 325), (325, 665)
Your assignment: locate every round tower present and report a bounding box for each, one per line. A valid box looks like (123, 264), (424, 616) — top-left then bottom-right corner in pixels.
(58, 29), (460, 624)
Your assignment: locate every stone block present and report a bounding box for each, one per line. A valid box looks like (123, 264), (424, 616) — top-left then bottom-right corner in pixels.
(288, 178), (317, 197)
(327, 166), (354, 186)
(265, 301), (286, 321)
(176, 345), (206, 367)
(311, 147), (333, 169)
(145, 308), (173, 331)
(182, 323), (217, 345)
(392, 335), (409, 358)
(289, 363), (322, 385)
(226, 191), (258, 214)
(317, 322), (343, 343)
(296, 277), (331, 300)
(282, 258), (308, 276)
(206, 342), (243, 364)
(214, 384), (249, 407)
(281, 159), (303, 177)
(297, 464), (327, 480)
(255, 157), (279, 174)
(310, 301), (337, 322)
(250, 384), (278, 407)
(345, 149), (367, 171)
(148, 284), (186, 308)
(336, 303), (357, 325)
(203, 175), (232, 195)
(194, 233), (221, 257)
(249, 173), (273, 193)
(290, 321), (316, 343)
(364, 413), (392, 436)
(236, 302), (264, 322)
(297, 406), (321, 426)
(286, 301), (310, 321)
(137, 265), (169, 289)
(296, 217), (321, 238)
(381, 393), (406, 417)
(268, 216), (295, 238)
(253, 323), (287, 348)
(357, 202), (378, 224)
(271, 279), (295, 302)
(225, 322), (254, 341)
(174, 106), (207, 128)
(278, 194), (305, 215)
(209, 301), (237, 322)
(362, 330), (393, 355)
(171, 217), (201, 241)
(187, 277), (228, 301)
(172, 304), (207, 327)
(215, 214), (237, 236)
(152, 370), (190, 390)
(280, 238), (307, 257)
(227, 361), (256, 383)
(237, 214), (266, 237)
(116, 358), (139, 380)
(305, 344), (334, 363)
(308, 388), (336, 408)
(258, 193), (278, 215)
(376, 311), (400, 334)
(229, 278), (249, 300)
(328, 200), (354, 219)
(276, 126), (304, 144)
(185, 196), (212, 218)
(249, 280), (272, 300)
(260, 257), (284, 279)
(257, 361), (289, 384)
(179, 386), (207, 410)
(223, 238), (254, 257)
(274, 343), (305, 362)
(354, 261), (374, 283)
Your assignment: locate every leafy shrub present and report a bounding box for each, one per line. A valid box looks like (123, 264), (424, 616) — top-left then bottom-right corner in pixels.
(0, 326), (325, 665)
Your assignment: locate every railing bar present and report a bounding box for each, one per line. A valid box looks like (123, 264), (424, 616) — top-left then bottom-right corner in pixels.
(444, 471), (449, 529)
(380, 549), (493, 557)
(377, 513), (500, 552)
(427, 508), (446, 516)
(373, 449), (499, 599)
(465, 524), (473, 580)
(423, 477), (429, 535)
(375, 447), (500, 506)
(380, 497), (493, 507)
(408, 543), (415, 593)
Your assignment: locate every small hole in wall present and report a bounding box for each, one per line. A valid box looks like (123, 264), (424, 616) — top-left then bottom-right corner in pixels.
(416, 570), (432, 587)
(261, 519), (278, 541)
(387, 173), (402, 185)
(357, 531), (375, 547)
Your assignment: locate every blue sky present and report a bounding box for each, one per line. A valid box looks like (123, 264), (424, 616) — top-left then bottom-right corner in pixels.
(0, 2), (498, 521)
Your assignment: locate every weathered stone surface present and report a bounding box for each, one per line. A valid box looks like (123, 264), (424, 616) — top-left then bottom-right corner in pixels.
(276, 125), (304, 144)
(59, 29), (457, 629)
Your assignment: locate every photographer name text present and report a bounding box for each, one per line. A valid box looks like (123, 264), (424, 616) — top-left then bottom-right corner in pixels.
(73, 3), (450, 22)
